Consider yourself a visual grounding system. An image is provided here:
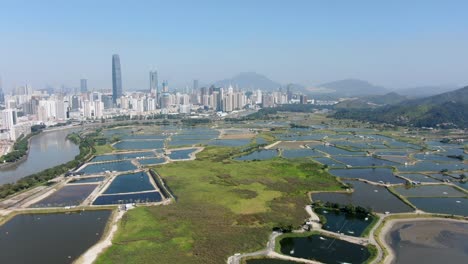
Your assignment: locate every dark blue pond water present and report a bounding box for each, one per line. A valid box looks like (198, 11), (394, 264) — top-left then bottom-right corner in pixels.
(103, 172), (155, 194)
(397, 161), (466, 172)
(138, 158), (166, 165)
(80, 160), (137, 174)
(121, 134), (167, 140)
(398, 173), (440, 183)
(312, 157), (345, 167)
(31, 185), (97, 207)
(333, 156), (399, 167)
(0, 210), (111, 264)
(279, 234), (371, 263)
(312, 180), (413, 213)
(315, 208), (374, 237)
(393, 185), (466, 197)
(113, 140), (164, 150)
(91, 151), (155, 162)
(407, 197), (467, 216)
(168, 149), (197, 160)
(282, 149), (324, 159)
(329, 168), (405, 184)
(168, 139), (207, 147)
(93, 191), (162, 205)
(314, 145), (366, 156)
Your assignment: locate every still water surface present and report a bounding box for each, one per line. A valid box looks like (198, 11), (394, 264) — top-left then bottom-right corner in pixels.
(0, 129), (80, 185)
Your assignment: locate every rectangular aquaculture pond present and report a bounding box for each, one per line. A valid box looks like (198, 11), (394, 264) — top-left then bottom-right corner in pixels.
(92, 191), (163, 205)
(113, 140), (164, 150)
(312, 180), (413, 213)
(103, 172), (155, 194)
(91, 151), (155, 162)
(0, 210), (111, 264)
(329, 168), (405, 184)
(393, 185), (466, 197)
(278, 233), (371, 263)
(31, 185), (97, 207)
(79, 160), (137, 174)
(138, 158), (166, 165)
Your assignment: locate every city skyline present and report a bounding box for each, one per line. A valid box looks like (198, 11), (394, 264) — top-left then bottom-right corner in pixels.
(0, 1), (467, 91)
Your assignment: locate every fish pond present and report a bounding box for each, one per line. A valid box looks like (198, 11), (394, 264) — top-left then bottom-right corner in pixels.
(93, 191), (162, 205)
(103, 172), (155, 194)
(393, 185), (466, 198)
(278, 234), (371, 263)
(312, 157), (344, 167)
(407, 197), (467, 216)
(312, 180), (413, 213)
(333, 156), (398, 167)
(314, 208), (375, 237)
(0, 210), (111, 264)
(79, 160), (137, 174)
(398, 173), (440, 183)
(138, 158), (166, 166)
(31, 185), (97, 207)
(91, 151), (155, 162)
(113, 140), (164, 150)
(281, 149), (323, 159)
(168, 148), (197, 160)
(329, 168), (405, 184)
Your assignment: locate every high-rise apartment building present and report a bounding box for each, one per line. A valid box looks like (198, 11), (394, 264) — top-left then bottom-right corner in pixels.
(112, 54), (123, 104)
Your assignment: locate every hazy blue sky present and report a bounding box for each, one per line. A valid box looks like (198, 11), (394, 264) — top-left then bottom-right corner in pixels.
(1, 0), (467, 91)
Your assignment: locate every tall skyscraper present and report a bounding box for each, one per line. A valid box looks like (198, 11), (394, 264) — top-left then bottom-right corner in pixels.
(80, 79), (88, 93)
(149, 71), (158, 96)
(112, 54), (123, 104)
(193, 79), (199, 93)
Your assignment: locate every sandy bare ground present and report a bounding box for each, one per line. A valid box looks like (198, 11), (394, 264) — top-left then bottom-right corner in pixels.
(264, 141), (281, 149)
(76, 209), (125, 264)
(220, 133), (255, 139)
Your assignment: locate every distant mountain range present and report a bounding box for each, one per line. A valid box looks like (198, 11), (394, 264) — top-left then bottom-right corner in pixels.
(211, 72), (460, 99)
(213, 72), (282, 91)
(333, 86), (468, 128)
(313, 79), (389, 96)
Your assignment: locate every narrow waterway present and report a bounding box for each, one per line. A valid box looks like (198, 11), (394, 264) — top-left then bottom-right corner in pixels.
(0, 128), (80, 185)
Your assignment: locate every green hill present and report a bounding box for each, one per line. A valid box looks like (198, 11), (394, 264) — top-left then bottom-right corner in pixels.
(334, 92), (407, 109)
(333, 86), (468, 128)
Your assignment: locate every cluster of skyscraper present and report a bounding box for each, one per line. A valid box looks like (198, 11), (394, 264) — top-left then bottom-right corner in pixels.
(0, 54), (317, 142)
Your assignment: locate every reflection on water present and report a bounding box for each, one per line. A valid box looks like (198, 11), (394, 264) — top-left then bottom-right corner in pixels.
(0, 128), (80, 185)
(0, 210), (111, 264)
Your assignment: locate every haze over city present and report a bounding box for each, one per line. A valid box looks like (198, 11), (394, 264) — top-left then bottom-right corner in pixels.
(1, 0), (468, 91)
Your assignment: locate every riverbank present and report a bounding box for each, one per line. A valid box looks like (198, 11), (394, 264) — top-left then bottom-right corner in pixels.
(0, 130), (93, 200)
(0, 131), (39, 168)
